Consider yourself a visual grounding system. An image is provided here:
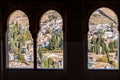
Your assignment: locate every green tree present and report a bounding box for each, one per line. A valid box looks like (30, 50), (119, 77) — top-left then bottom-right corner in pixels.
(96, 43), (100, 54)
(18, 38), (23, 51)
(91, 36), (96, 53)
(47, 35), (57, 50)
(48, 58), (53, 68)
(55, 32), (62, 47)
(100, 38), (106, 54)
(44, 59), (48, 68)
(105, 47), (110, 63)
(27, 44), (30, 51)
(17, 51), (26, 63)
(41, 59), (48, 68)
(108, 41), (114, 52)
(113, 40), (118, 49)
(38, 47), (43, 61)
(101, 45), (106, 54)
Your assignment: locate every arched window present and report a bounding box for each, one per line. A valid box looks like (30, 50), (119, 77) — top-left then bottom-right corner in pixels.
(7, 10), (33, 68)
(37, 10), (63, 69)
(88, 7), (119, 69)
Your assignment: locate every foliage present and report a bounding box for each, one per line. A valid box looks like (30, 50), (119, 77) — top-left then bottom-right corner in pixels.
(112, 61), (118, 68)
(98, 56), (108, 63)
(48, 58), (53, 68)
(38, 47), (43, 61)
(105, 47), (110, 63)
(9, 23), (32, 64)
(46, 31), (63, 51)
(17, 51), (26, 63)
(109, 41), (114, 52)
(41, 59), (48, 68)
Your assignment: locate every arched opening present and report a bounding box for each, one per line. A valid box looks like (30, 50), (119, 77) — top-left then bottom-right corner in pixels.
(37, 10), (63, 69)
(7, 10), (33, 68)
(88, 7), (119, 69)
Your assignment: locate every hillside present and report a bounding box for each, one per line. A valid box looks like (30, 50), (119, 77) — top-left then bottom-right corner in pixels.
(89, 7), (118, 26)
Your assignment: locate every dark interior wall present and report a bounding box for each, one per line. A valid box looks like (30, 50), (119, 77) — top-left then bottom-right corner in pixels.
(0, 0), (120, 80)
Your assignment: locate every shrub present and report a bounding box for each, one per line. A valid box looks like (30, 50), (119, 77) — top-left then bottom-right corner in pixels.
(98, 56), (108, 63)
(112, 61), (118, 68)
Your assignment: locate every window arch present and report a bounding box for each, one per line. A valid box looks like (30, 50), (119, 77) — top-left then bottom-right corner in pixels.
(88, 7), (119, 69)
(7, 10), (33, 68)
(37, 10), (63, 69)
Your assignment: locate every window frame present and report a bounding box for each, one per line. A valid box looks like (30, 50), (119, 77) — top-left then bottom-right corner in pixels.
(1, 2), (67, 80)
(82, 1), (120, 80)
(37, 9), (64, 69)
(6, 9), (34, 69)
(87, 7), (119, 70)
